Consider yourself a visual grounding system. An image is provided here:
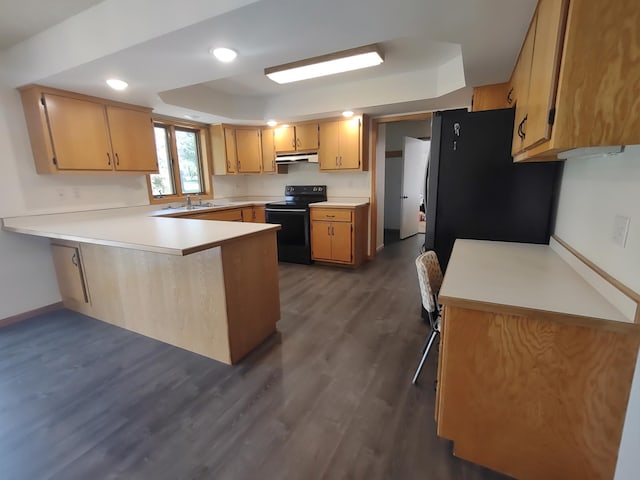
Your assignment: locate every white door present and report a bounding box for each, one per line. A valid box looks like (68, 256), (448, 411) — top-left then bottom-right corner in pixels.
(400, 137), (430, 239)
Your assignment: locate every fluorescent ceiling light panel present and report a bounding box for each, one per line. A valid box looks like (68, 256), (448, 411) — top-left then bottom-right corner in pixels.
(265, 44), (384, 84)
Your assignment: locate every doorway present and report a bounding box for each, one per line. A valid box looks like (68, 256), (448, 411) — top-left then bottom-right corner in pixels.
(377, 119), (431, 248)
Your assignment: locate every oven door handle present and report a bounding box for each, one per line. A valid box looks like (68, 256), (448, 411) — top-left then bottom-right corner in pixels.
(265, 208), (307, 213)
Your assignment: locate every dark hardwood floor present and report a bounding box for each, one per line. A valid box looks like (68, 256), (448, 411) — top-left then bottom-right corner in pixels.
(0, 235), (509, 480)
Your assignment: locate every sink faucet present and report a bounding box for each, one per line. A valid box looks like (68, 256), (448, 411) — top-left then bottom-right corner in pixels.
(186, 195), (192, 209)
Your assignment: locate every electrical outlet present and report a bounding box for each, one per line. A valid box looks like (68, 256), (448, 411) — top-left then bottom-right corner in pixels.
(612, 215), (630, 247)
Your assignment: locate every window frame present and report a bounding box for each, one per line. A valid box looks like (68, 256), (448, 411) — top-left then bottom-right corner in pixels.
(146, 117), (213, 204)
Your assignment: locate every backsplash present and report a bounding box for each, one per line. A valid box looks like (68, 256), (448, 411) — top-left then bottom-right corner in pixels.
(240, 162), (371, 197)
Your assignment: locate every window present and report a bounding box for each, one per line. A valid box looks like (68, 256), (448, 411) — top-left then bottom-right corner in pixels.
(147, 120), (212, 202)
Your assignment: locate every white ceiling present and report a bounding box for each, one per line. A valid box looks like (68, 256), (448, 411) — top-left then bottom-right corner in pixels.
(0, 0), (536, 124)
(0, 0), (105, 49)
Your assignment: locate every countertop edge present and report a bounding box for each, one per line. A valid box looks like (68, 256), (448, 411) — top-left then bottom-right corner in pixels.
(439, 295), (640, 333)
(3, 222), (281, 256)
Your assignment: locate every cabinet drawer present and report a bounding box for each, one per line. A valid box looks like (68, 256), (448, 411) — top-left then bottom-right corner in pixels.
(310, 208), (352, 222)
(185, 209), (243, 221)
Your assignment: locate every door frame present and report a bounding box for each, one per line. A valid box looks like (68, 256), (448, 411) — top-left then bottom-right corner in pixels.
(368, 112), (433, 258)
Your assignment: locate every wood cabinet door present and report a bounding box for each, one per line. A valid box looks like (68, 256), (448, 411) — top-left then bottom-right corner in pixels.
(106, 106), (158, 172)
(241, 207), (254, 222)
(261, 129), (275, 173)
(511, 15), (537, 156)
(523, 0), (568, 150)
(311, 221), (333, 261)
(274, 126), (296, 152)
(235, 128), (262, 173)
(224, 128), (238, 174)
(295, 123), (319, 151)
(253, 206), (266, 223)
(338, 118), (361, 169)
(43, 94), (113, 171)
(51, 244), (88, 304)
(330, 222), (353, 263)
(318, 121), (341, 170)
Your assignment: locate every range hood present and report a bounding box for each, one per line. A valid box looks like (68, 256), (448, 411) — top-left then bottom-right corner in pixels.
(275, 152), (319, 164)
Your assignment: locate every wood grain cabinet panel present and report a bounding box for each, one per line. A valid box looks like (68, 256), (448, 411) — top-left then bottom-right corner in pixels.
(261, 128), (276, 173)
(42, 94), (113, 171)
(235, 128), (262, 174)
(511, 15), (537, 157)
(511, 0), (640, 162)
(274, 124), (318, 153)
(273, 125), (296, 152)
(471, 83), (511, 112)
(310, 205), (368, 267)
(253, 206), (266, 223)
(318, 118), (362, 171)
(50, 243), (88, 305)
(20, 86), (157, 174)
(106, 106), (157, 172)
(437, 304), (640, 480)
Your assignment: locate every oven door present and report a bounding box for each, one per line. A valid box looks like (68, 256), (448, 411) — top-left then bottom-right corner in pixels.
(265, 207), (311, 264)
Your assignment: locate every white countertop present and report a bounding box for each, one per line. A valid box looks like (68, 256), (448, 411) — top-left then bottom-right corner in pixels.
(310, 200), (370, 208)
(2, 202), (279, 256)
(439, 239), (630, 324)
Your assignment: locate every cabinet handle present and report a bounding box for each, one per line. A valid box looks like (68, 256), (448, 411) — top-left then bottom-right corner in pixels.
(296, 138), (301, 147)
(328, 225), (331, 236)
(517, 118), (525, 139)
(507, 88), (514, 105)
(331, 225), (334, 235)
(107, 152), (111, 165)
(71, 253), (78, 267)
(115, 153), (120, 166)
(339, 156), (342, 167)
(326, 214), (335, 218)
(335, 155), (338, 166)
(521, 115), (528, 138)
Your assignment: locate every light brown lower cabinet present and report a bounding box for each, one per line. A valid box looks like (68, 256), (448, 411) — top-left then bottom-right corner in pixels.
(436, 304), (640, 480)
(310, 205), (368, 267)
(186, 208), (243, 222)
(50, 242), (89, 306)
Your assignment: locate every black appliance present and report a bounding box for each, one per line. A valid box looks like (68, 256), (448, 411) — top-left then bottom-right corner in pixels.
(425, 108), (559, 270)
(265, 185), (327, 264)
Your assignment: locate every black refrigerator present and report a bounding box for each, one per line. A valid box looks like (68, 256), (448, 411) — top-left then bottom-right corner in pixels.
(425, 108), (559, 270)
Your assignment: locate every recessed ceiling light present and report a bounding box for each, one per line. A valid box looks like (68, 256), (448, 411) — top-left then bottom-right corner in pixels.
(267, 120), (278, 127)
(106, 78), (128, 90)
(211, 47), (237, 62)
(183, 114), (200, 120)
(342, 110), (354, 118)
(281, 124), (290, 128)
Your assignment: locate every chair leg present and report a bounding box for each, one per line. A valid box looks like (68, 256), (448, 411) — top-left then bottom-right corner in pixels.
(412, 329), (439, 385)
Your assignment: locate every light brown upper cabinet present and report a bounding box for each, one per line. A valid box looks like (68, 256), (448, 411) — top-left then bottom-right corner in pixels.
(512, 0), (640, 162)
(210, 124), (265, 175)
(318, 117), (364, 171)
(20, 86), (157, 174)
(471, 83), (512, 112)
(274, 123), (319, 153)
(261, 128), (276, 173)
(106, 106), (158, 172)
(235, 128), (262, 174)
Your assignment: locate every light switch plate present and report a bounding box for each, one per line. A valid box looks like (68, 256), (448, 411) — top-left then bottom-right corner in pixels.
(612, 215), (631, 247)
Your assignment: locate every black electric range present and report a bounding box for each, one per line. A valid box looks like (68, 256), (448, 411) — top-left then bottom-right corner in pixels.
(265, 185), (327, 264)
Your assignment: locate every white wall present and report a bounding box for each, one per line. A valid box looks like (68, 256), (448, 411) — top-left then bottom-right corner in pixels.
(241, 162), (371, 198)
(554, 147), (640, 293)
(0, 84), (151, 319)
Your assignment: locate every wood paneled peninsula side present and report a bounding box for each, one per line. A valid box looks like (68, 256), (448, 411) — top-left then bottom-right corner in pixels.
(1, 204), (281, 364)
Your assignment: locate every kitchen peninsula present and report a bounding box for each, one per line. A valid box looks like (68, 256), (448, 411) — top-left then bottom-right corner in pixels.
(2, 204), (281, 364)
